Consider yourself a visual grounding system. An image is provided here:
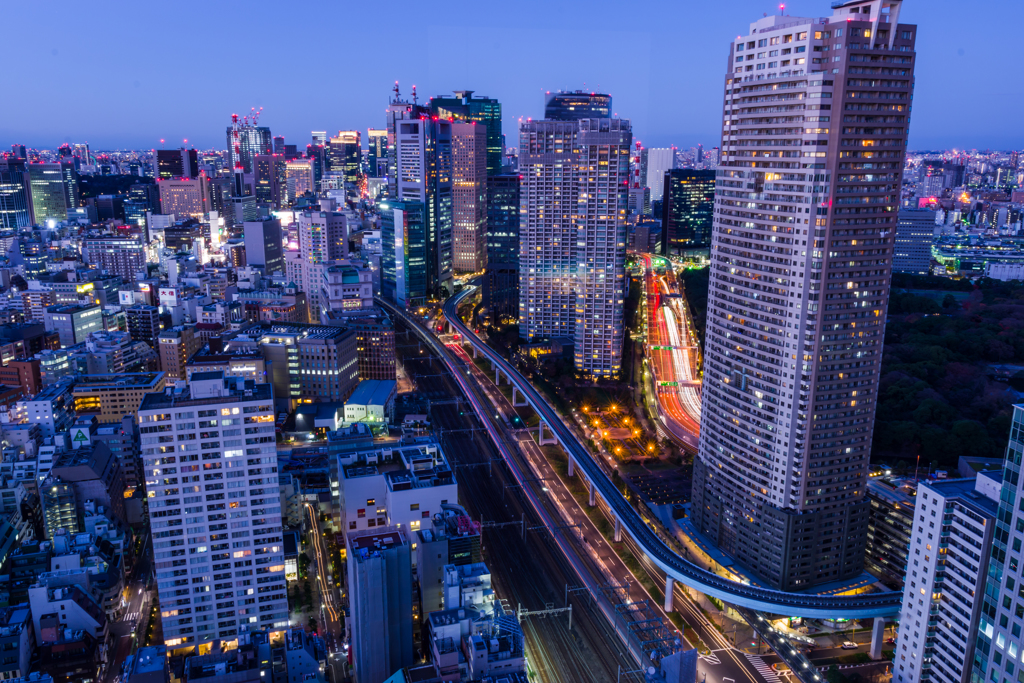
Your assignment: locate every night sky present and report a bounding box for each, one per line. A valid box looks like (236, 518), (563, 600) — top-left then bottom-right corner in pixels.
(3, 0), (1019, 151)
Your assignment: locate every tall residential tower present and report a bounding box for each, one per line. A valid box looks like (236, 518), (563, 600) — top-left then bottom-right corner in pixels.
(691, 0), (916, 591)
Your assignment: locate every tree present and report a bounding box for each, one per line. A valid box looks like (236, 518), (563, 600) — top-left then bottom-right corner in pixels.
(825, 665), (848, 683)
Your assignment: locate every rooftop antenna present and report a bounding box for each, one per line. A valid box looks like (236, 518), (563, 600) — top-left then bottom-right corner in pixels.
(393, 81), (400, 100)
(412, 84), (418, 104)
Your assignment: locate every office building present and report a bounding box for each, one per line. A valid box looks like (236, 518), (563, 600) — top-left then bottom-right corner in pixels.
(157, 325), (200, 381)
(253, 154), (287, 208)
(0, 161), (32, 228)
(328, 131), (361, 185)
(157, 175), (211, 220)
(0, 358), (42, 396)
(896, 473), (998, 683)
(380, 200), (427, 306)
(646, 148), (675, 202)
(894, 209), (937, 275)
(320, 260), (374, 318)
(483, 173), (520, 324)
(125, 305), (162, 345)
(346, 526), (413, 683)
(430, 91), (503, 176)
(543, 90), (611, 121)
(864, 476), (916, 588)
(70, 372), (166, 424)
(661, 169), (716, 255)
(139, 372), (288, 651)
(691, 0), (917, 591)
(297, 203), (347, 320)
(243, 219), (285, 276)
(284, 159), (314, 204)
(450, 122), (487, 272)
(156, 149), (199, 180)
(226, 123), (272, 174)
(44, 304), (104, 348)
(367, 129), (388, 178)
(247, 322), (359, 408)
(82, 236), (147, 283)
(386, 92), (454, 300)
(27, 162), (77, 225)
(47, 435), (127, 526)
(519, 115), (631, 378)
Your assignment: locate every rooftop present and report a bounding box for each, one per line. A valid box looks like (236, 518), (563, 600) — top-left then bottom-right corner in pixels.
(139, 375), (272, 410)
(71, 372), (165, 391)
(346, 379), (397, 407)
(348, 527), (407, 557)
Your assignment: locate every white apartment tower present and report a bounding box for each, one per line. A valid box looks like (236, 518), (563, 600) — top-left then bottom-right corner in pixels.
(140, 371), (287, 651)
(298, 201), (347, 321)
(692, 0), (916, 590)
(895, 474), (998, 683)
(519, 112), (631, 378)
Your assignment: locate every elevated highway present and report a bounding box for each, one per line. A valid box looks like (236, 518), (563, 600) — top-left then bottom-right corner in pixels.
(434, 286), (900, 619)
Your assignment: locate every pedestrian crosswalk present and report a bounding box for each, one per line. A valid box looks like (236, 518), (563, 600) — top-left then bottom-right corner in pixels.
(744, 653), (784, 683)
(123, 612), (140, 624)
(700, 652), (722, 665)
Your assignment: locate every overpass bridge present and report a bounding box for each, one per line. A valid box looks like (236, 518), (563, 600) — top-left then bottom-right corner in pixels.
(382, 288), (901, 619)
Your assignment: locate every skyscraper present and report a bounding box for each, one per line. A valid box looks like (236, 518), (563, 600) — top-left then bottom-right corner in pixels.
(27, 162), (77, 225)
(367, 129), (388, 178)
(544, 91), (612, 121)
(156, 148), (199, 180)
(450, 122), (487, 273)
(284, 158), (315, 204)
(139, 372), (288, 652)
(0, 159), (32, 228)
(386, 89), (454, 300)
(661, 169), (716, 256)
(483, 174), (520, 323)
(328, 131), (362, 186)
(157, 175), (211, 220)
(691, 0), (916, 591)
(381, 200), (427, 306)
(646, 148), (676, 202)
(297, 200), (348, 320)
(243, 219), (285, 276)
(226, 123), (272, 174)
(894, 208), (936, 275)
(430, 91), (503, 176)
(519, 111), (631, 378)
(253, 154), (287, 208)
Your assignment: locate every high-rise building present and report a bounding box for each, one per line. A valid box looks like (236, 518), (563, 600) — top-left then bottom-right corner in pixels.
(430, 91), (503, 176)
(157, 175), (211, 220)
(157, 324), (200, 381)
(691, 0), (917, 591)
(82, 236), (148, 283)
(43, 304), (103, 348)
(483, 174), (520, 323)
(124, 305), (162, 345)
(328, 131), (362, 186)
(367, 129), (388, 178)
(661, 169), (716, 255)
(894, 208), (936, 275)
(243, 219), (285, 276)
(284, 159), (314, 204)
(519, 114), (631, 377)
(27, 162), (77, 225)
(297, 202), (348, 320)
(895, 473), (997, 683)
(253, 154), (287, 208)
(139, 372), (288, 651)
(646, 148), (676, 202)
(386, 93), (454, 300)
(543, 90), (612, 121)
(346, 526), (413, 683)
(450, 122), (487, 273)
(155, 149), (199, 180)
(0, 159), (32, 228)
(226, 123), (272, 174)
(381, 200), (427, 306)
(273, 135), (285, 154)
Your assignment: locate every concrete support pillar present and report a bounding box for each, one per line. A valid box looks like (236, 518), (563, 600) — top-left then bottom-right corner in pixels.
(870, 617), (885, 660)
(473, 345), (478, 359)
(538, 420), (556, 446)
(614, 517), (621, 543)
(664, 577), (675, 612)
(588, 480), (596, 507)
(512, 386), (527, 407)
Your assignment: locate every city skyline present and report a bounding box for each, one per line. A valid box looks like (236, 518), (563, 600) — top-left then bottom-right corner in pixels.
(3, 0), (1020, 151)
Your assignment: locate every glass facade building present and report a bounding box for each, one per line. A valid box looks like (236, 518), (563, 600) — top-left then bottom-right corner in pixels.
(661, 169), (716, 255)
(430, 91), (503, 176)
(483, 174), (520, 323)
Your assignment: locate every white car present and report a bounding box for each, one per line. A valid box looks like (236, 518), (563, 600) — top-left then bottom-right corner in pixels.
(841, 642), (858, 650)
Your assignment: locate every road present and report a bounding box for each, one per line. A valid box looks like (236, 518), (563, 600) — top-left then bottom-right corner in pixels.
(447, 339), (781, 683)
(103, 534), (153, 683)
(399, 326), (642, 682)
(304, 503), (348, 683)
(430, 289), (901, 619)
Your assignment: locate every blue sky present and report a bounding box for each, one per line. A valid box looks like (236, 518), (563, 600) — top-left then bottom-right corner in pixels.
(2, 0), (1021, 152)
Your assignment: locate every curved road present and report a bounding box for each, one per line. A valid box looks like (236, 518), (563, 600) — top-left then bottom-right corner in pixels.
(439, 286), (900, 619)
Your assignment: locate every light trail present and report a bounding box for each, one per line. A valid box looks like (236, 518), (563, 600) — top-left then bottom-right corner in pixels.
(306, 503), (339, 623)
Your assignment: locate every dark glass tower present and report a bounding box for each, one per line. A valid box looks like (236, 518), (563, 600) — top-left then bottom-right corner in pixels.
(483, 174), (520, 323)
(381, 200), (428, 305)
(430, 91), (502, 177)
(661, 169), (716, 256)
(543, 91), (612, 121)
(156, 148), (199, 179)
(0, 159), (32, 228)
